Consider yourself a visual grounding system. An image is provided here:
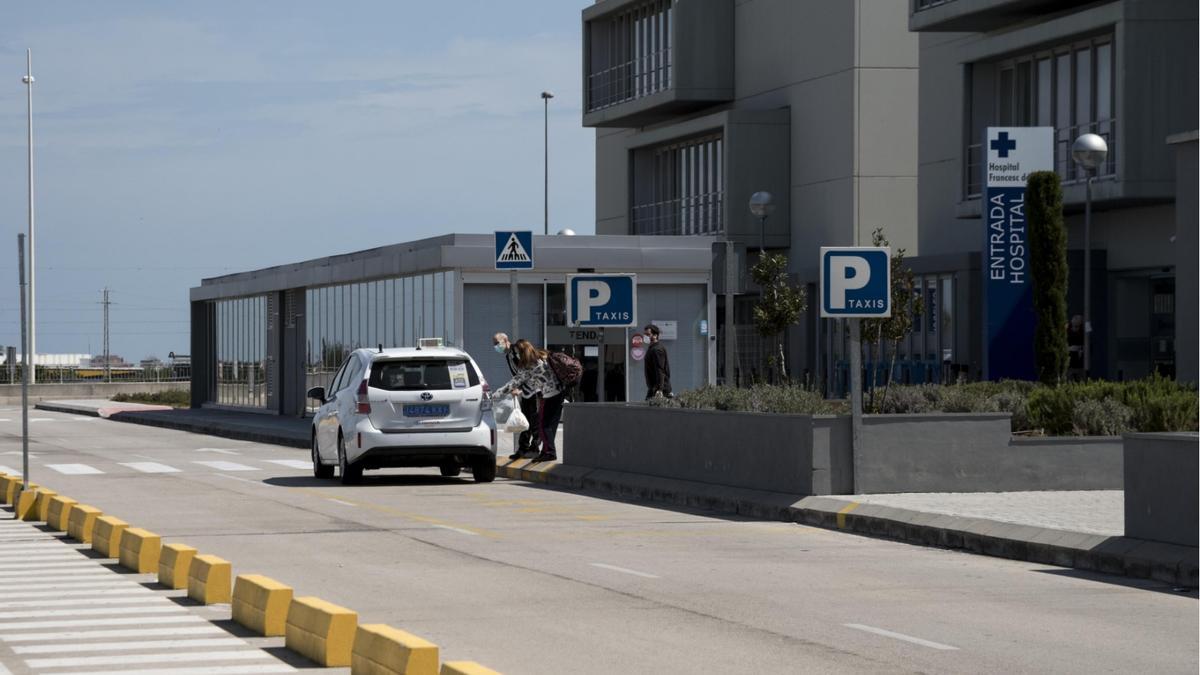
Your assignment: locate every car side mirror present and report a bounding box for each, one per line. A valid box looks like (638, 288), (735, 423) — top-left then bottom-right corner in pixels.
(306, 386), (326, 402)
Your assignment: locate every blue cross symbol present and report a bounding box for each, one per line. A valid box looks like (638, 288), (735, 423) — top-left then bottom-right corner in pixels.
(990, 131), (1017, 158)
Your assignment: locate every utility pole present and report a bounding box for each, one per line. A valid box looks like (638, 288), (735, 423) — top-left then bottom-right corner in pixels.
(541, 91), (553, 235)
(18, 234), (30, 488)
(102, 288), (111, 383)
(23, 49), (36, 384)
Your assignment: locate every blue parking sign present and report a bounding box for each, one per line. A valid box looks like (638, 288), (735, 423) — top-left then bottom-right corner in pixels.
(567, 274), (637, 327)
(820, 247), (891, 318)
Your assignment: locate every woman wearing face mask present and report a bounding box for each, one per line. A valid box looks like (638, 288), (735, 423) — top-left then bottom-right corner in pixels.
(493, 339), (562, 463)
(492, 333), (541, 460)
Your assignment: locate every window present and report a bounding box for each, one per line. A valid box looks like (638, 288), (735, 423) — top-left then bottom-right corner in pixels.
(586, 0), (674, 112)
(976, 33), (1116, 197)
(631, 133), (724, 236)
(367, 359), (479, 391)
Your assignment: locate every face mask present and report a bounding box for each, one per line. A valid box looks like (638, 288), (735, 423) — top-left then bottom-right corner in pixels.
(494, 344), (506, 354)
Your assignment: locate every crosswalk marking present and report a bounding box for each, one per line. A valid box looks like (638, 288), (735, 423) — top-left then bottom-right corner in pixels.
(0, 587), (157, 600)
(55, 665), (296, 675)
(0, 464), (19, 474)
(0, 580), (129, 592)
(0, 559), (99, 570)
(27, 649), (274, 669)
(0, 595), (166, 609)
(122, 461), (182, 473)
(0, 604), (187, 620)
(2, 625), (226, 642)
(264, 459), (312, 470)
(13, 637), (247, 654)
(193, 460), (257, 471)
(46, 463), (105, 475)
(0, 614), (205, 630)
(0, 568), (117, 580)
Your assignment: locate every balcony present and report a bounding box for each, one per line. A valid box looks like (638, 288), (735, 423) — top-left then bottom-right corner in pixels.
(624, 109), (790, 249)
(583, 0), (733, 128)
(910, 0), (1098, 32)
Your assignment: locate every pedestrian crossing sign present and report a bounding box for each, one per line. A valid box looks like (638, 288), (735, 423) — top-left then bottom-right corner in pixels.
(495, 231), (534, 270)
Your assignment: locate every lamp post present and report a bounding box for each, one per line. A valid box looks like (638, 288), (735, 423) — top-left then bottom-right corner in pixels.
(748, 191), (774, 254)
(541, 91), (554, 236)
(1071, 133), (1108, 378)
(22, 49), (36, 384)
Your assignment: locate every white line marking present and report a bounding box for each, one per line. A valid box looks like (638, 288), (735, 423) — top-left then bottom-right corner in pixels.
(46, 463), (104, 475)
(433, 524), (479, 536)
(0, 614), (204, 630)
(121, 462), (181, 474)
(0, 532), (60, 539)
(0, 580), (129, 591)
(2, 624), (225, 642)
(843, 623), (959, 651)
(28, 418), (55, 422)
(0, 663), (11, 675)
(0, 568), (117, 579)
(194, 460), (257, 471)
(589, 562), (660, 579)
(327, 498), (356, 506)
(0, 595), (166, 609)
(0, 543), (83, 552)
(0, 559), (98, 569)
(0, 587), (156, 600)
(196, 448), (241, 455)
(54, 666), (295, 675)
(264, 459), (311, 470)
(14, 637), (247, 654)
(0, 604), (186, 619)
(28, 649), (272, 669)
(0, 464), (19, 474)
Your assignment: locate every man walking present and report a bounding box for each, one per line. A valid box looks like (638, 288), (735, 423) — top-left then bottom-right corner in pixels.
(643, 324), (672, 400)
(493, 332), (540, 459)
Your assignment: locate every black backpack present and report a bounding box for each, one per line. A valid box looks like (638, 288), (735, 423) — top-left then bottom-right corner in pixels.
(547, 351), (583, 386)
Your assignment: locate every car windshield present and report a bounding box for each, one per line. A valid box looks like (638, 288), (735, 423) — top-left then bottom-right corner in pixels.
(368, 359), (478, 391)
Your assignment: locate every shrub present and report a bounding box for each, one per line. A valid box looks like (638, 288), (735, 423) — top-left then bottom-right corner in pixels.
(1071, 398), (1133, 436)
(1119, 373), (1200, 432)
(988, 391), (1032, 432)
(874, 385), (934, 414)
(674, 384), (844, 415)
(112, 390), (190, 408)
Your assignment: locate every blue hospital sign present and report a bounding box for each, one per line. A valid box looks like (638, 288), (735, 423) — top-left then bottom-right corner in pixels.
(567, 274), (637, 327)
(820, 247), (891, 318)
(983, 127), (1053, 380)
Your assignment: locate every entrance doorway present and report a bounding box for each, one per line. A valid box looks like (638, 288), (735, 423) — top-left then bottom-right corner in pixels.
(545, 283), (627, 402)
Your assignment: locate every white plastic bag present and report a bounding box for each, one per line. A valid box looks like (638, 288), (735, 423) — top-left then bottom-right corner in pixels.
(492, 395), (516, 426)
(503, 405), (530, 434)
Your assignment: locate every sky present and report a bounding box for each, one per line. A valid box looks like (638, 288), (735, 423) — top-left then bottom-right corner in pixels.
(0, 1), (595, 362)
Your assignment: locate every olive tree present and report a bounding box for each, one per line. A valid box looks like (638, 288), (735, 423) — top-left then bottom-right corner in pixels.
(861, 229), (923, 410)
(750, 253), (807, 381)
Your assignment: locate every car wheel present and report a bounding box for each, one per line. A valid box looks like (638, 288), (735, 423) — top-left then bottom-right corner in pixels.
(312, 434), (334, 479)
(338, 434), (362, 485)
(471, 456), (496, 483)
(439, 463), (461, 478)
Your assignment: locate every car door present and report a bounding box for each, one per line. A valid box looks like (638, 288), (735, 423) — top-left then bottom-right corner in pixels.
(316, 358), (351, 459)
(333, 356), (366, 444)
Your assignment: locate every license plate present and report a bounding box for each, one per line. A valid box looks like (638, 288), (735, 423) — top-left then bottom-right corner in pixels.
(403, 404), (449, 417)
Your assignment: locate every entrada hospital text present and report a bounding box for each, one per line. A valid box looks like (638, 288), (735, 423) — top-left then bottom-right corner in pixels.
(988, 191), (1026, 284)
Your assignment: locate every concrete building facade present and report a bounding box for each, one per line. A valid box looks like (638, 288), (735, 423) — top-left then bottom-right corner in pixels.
(912, 0), (1198, 381)
(583, 0), (922, 386)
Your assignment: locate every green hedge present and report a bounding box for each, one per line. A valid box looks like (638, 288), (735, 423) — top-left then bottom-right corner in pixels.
(112, 390), (190, 408)
(663, 375), (1197, 436)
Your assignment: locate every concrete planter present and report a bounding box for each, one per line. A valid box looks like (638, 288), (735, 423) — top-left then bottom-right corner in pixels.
(564, 403), (814, 495)
(1123, 432), (1199, 547)
(565, 404), (1127, 495)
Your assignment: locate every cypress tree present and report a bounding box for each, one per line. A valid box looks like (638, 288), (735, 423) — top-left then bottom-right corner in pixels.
(1026, 171), (1069, 385)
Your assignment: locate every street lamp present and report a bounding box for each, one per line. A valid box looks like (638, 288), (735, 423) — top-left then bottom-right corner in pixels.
(1072, 132), (1108, 378)
(22, 49), (36, 384)
(541, 91), (554, 236)
(748, 191), (774, 254)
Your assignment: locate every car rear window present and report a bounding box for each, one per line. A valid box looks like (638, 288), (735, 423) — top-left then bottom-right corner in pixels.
(368, 359), (480, 391)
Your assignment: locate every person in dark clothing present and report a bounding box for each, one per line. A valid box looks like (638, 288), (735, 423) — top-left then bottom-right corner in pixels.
(643, 324), (672, 400)
(493, 332), (540, 459)
(1066, 315), (1086, 379)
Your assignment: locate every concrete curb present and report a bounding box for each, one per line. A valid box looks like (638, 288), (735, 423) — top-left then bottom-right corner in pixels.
(497, 459), (1199, 588)
(105, 410), (310, 448)
(35, 401), (173, 418)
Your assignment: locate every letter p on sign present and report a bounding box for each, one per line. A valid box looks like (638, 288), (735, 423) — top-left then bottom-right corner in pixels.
(577, 281), (612, 317)
(819, 247), (891, 318)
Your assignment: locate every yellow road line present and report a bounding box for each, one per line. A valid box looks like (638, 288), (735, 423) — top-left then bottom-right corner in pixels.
(836, 502), (861, 530)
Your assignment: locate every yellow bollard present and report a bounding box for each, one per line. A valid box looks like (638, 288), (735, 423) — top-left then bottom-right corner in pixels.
(67, 505), (103, 543)
(232, 574), (294, 637)
(118, 528), (162, 574)
(285, 596), (358, 667)
(91, 516), (129, 558)
(187, 554), (232, 604)
(22, 487), (55, 522)
(46, 495), (78, 532)
(158, 543), (197, 590)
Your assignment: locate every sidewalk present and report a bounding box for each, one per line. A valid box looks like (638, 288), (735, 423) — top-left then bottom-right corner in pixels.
(37, 400), (1197, 588)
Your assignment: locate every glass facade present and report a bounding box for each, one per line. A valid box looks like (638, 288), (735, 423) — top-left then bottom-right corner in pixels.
(304, 272), (457, 405)
(214, 295), (268, 408)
